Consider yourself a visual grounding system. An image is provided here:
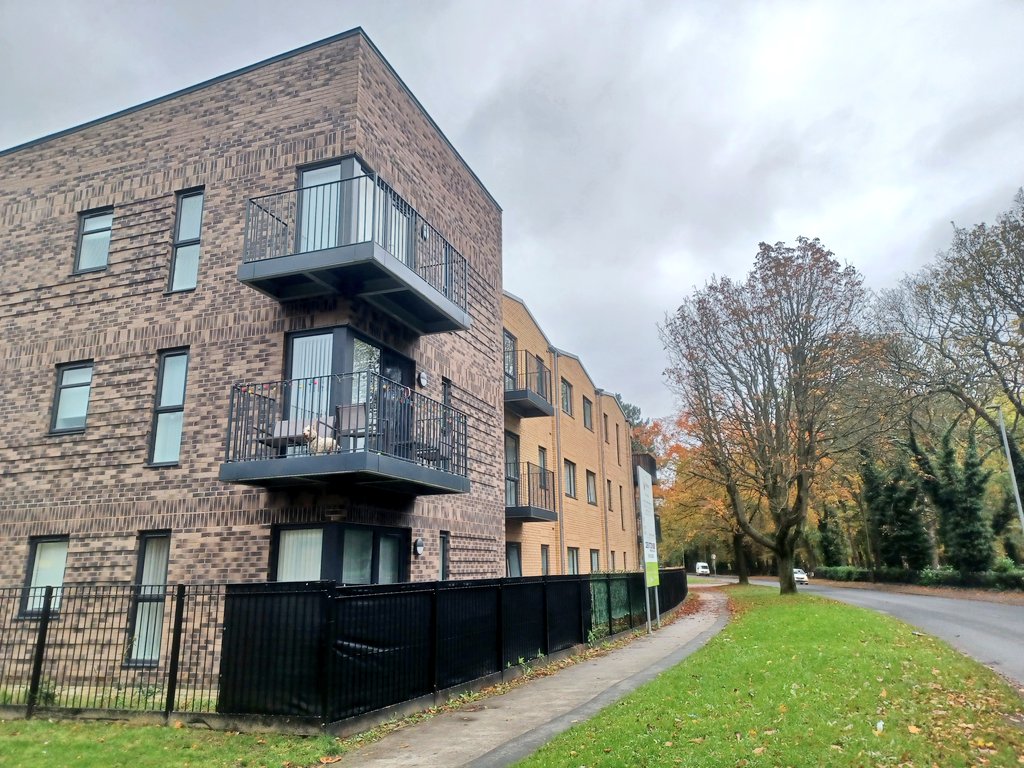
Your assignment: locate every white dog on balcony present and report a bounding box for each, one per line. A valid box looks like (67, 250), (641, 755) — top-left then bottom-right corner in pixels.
(302, 426), (337, 455)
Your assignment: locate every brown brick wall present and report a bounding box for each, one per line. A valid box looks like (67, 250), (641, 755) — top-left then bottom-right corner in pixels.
(0, 31), (504, 586)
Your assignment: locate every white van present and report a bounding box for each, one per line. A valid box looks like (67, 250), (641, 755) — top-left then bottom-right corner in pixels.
(695, 562), (711, 576)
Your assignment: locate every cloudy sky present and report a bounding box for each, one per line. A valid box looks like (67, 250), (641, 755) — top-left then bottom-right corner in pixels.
(2, 0), (1022, 419)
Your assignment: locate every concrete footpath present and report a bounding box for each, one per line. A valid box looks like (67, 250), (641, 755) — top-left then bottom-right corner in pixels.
(342, 586), (729, 767)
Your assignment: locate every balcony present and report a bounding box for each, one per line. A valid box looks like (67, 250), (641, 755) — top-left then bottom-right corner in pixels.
(219, 371), (469, 495)
(505, 462), (557, 522)
(503, 350), (554, 418)
(238, 175), (470, 334)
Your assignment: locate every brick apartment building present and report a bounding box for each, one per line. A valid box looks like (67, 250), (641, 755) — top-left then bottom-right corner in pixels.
(0, 28), (507, 598)
(502, 293), (640, 576)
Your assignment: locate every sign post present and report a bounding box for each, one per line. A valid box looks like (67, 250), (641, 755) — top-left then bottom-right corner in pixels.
(636, 467), (660, 631)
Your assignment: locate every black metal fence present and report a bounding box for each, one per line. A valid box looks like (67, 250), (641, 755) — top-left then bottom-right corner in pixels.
(0, 570), (687, 726)
(243, 174), (469, 311)
(223, 370), (469, 477)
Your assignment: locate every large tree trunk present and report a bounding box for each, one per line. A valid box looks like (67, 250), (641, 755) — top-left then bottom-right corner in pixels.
(733, 533), (749, 585)
(776, 529), (798, 594)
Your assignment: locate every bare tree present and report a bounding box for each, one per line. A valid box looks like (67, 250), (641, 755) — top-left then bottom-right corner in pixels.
(662, 238), (870, 594)
(879, 191), (1024, 498)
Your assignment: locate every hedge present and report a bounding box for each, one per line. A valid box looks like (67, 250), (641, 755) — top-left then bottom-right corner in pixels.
(812, 565), (1024, 591)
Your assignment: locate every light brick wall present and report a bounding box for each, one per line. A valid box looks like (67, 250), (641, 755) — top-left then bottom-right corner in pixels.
(0, 31), (504, 586)
(501, 295), (641, 576)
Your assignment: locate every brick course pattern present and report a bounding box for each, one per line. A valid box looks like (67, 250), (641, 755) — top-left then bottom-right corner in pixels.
(0, 30), (504, 587)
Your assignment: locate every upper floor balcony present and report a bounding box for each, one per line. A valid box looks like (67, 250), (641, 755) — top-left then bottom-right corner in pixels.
(503, 350), (554, 418)
(237, 174), (470, 335)
(219, 371), (469, 495)
(505, 462), (557, 522)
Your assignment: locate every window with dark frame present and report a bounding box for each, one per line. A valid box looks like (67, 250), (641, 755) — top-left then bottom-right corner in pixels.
(582, 397), (593, 430)
(603, 413), (609, 443)
(51, 361), (94, 433)
(169, 190), (204, 292)
(22, 536), (69, 615)
(567, 547), (580, 575)
(590, 549), (600, 572)
(272, 523), (408, 585)
(149, 349), (189, 465)
(440, 531), (450, 581)
(564, 459), (577, 498)
(275, 527), (324, 581)
(620, 485), (626, 529)
(506, 542), (522, 577)
(607, 479), (613, 510)
(75, 209), (113, 273)
(538, 446), (548, 489)
(540, 544), (550, 575)
(615, 423), (621, 464)
(129, 532), (170, 665)
(560, 378), (573, 415)
(586, 470), (598, 505)
(610, 551), (617, 571)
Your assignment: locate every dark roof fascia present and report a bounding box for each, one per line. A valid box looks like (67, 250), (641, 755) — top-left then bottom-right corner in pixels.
(0, 27), (501, 211)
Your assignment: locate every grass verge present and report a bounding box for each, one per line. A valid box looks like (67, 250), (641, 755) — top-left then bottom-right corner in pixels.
(0, 597), (702, 767)
(516, 585), (1024, 767)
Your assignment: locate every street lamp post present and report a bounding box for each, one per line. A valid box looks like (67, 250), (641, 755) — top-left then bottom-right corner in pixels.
(992, 406), (1024, 537)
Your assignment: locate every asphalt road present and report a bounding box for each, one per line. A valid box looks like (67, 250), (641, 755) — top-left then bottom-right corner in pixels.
(777, 580), (1024, 687)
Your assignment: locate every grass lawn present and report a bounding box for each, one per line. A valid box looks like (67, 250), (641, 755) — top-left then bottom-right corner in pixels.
(0, 719), (343, 768)
(517, 586), (1024, 767)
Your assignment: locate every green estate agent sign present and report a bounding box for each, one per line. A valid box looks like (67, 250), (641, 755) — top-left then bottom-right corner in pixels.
(637, 466), (659, 587)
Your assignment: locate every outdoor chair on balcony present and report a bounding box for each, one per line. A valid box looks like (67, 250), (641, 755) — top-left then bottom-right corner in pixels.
(334, 402), (368, 444)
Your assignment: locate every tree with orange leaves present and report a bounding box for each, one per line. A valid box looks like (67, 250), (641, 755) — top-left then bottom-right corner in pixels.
(662, 238), (873, 594)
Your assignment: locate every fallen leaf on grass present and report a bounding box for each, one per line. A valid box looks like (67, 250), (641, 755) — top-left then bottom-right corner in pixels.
(753, 747), (766, 755)
(907, 725), (921, 734)
(319, 757), (343, 765)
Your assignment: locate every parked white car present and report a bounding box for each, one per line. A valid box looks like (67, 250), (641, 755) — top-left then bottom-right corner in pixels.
(793, 568), (809, 585)
(695, 562), (711, 576)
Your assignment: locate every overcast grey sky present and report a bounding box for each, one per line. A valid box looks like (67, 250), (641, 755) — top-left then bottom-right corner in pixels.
(2, 0), (1023, 420)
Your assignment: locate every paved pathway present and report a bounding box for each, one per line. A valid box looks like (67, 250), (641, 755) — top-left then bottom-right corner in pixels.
(342, 587), (729, 767)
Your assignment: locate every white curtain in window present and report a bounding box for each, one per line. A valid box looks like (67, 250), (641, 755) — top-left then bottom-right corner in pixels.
(342, 528), (373, 584)
(378, 535), (401, 584)
(28, 540), (69, 612)
(277, 529), (323, 582)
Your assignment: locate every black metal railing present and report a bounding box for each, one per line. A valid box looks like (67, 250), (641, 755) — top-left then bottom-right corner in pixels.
(0, 570), (686, 725)
(223, 371), (468, 477)
(505, 462), (556, 511)
(0, 584), (222, 717)
(503, 349), (551, 402)
(242, 174), (468, 311)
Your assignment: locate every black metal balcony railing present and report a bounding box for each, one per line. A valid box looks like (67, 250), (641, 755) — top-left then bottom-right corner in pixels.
(222, 371), (468, 484)
(242, 175), (469, 312)
(503, 350), (551, 400)
(505, 462), (556, 518)
(503, 350), (554, 419)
